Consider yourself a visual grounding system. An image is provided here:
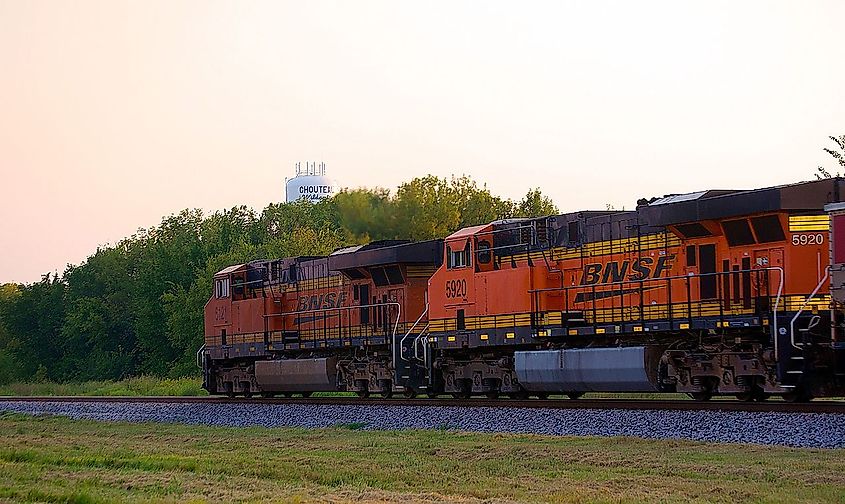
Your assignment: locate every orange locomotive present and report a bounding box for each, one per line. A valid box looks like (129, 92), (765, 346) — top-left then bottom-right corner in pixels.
(427, 178), (845, 401)
(201, 240), (441, 397)
(201, 178), (845, 401)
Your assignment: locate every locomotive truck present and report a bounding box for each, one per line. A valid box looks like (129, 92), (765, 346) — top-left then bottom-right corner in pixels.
(199, 178), (845, 401)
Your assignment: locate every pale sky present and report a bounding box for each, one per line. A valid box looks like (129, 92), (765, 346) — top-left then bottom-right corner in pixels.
(1, 1), (844, 283)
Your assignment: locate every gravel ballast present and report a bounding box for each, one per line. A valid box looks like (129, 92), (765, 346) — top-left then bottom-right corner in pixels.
(1, 400), (843, 448)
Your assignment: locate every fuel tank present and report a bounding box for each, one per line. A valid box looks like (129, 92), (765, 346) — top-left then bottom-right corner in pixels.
(254, 357), (338, 392)
(514, 347), (662, 392)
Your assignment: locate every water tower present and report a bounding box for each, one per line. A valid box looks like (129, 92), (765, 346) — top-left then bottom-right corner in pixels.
(285, 162), (336, 203)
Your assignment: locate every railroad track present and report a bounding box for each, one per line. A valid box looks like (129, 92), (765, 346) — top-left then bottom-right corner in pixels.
(1, 396), (843, 413)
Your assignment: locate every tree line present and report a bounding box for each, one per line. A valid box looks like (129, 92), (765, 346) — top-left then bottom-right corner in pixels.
(0, 176), (556, 384)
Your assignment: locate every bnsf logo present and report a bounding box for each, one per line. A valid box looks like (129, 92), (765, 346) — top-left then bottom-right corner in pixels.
(296, 292), (348, 311)
(581, 255), (675, 285)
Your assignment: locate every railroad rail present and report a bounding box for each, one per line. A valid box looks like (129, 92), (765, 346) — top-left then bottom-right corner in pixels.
(1, 396), (843, 413)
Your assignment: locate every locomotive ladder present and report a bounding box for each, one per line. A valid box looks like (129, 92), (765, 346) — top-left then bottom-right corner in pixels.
(398, 303), (428, 364)
(781, 266), (832, 390)
(396, 303), (432, 391)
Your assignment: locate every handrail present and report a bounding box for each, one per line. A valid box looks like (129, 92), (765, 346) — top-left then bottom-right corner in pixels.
(772, 267), (784, 360)
(421, 334), (431, 369)
(195, 344), (205, 369)
(413, 323), (430, 362)
(399, 303), (429, 362)
(263, 302), (402, 348)
(528, 266), (785, 359)
(789, 266), (830, 350)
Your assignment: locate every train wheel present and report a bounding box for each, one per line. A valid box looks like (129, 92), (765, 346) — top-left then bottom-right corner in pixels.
(482, 378), (499, 400)
(782, 391), (800, 403)
(224, 382), (235, 398)
(426, 392), (440, 399)
(242, 383), (252, 399)
(403, 388), (417, 399)
(736, 378), (768, 402)
(354, 380), (369, 398)
(782, 389), (813, 403)
(535, 393), (550, 400)
(450, 379), (472, 399)
(508, 391), (529, 400)
(301, 392), (312, 398)
(688, 378), (714, 401)
(566, 392), (584, 400)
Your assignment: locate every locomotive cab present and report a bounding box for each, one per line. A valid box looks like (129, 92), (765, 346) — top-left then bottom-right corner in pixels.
(431, 221), (541, 348)
(205, 264), (244, 349)
(440, 226), (484, 323)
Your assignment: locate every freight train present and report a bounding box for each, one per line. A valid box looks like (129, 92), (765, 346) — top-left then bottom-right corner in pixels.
(199, 178), (845, 402)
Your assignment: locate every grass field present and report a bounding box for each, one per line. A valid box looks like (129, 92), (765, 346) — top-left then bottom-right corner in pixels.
(0, 413), (843, 503)
(0, 377), (207, 397)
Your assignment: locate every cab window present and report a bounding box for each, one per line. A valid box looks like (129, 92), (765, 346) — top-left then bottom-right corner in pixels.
(476, 240), (492, 264)
(215, 278), (230, 298)
(232, 275), (246, 301)
(447, 241), (472, 269)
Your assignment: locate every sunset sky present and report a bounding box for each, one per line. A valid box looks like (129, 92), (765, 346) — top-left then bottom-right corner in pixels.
(2, 0), (844, 283)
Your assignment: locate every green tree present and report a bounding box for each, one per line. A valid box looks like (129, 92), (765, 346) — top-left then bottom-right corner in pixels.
(516, 188), (559, 217)
(2, 275), (67, 381)
(389, 175), (525, 240)
(332, 188), (392, 241)
(132, 209), (207, 374)
(60, 297), (133, 380)
(61, 244), (136, 379)
(392, 176), (462, 240)
(450, 176), (516, 228)
(815, 135), (845, 179)
(0, 284), (22, 384)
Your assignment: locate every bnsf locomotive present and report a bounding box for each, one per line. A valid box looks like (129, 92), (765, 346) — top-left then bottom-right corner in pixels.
(200, 178), (845, 401)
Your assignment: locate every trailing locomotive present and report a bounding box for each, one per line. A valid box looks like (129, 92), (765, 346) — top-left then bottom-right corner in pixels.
(200, 178), (845, 401)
